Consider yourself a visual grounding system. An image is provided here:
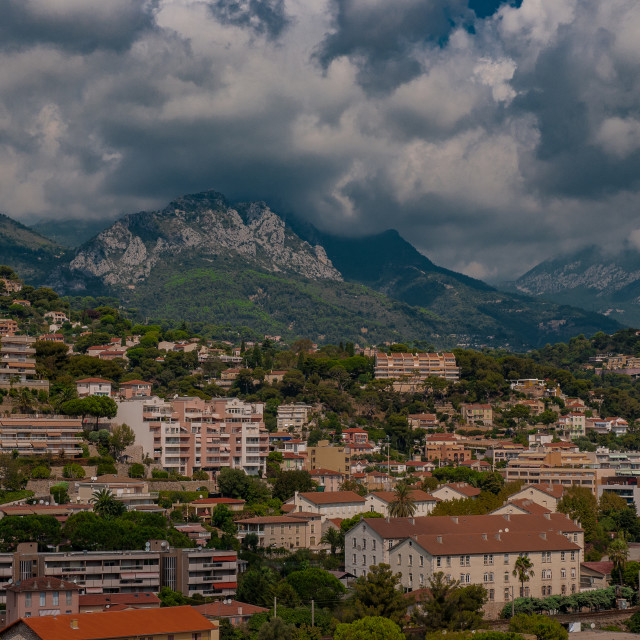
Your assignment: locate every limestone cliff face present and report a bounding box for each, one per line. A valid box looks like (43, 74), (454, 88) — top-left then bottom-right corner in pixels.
(69, 192), (342, 286)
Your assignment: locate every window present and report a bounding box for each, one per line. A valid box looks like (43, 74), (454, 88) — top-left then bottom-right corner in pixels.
(489, 589), (495, 601)
(571, 568), (576, 579)
(353, 538), (357, 548)
(504, 588), (510, 601)
(373, 556), (376, 565)
(362, 555), (366, 566)
(436, 556), (441, 567)
(409, 555), (413, 567)
(561, 551), (565, 561)
(484, 554), (493, 565)
(420, 555), (424, 567)
(372, 540), (376, 551)
(504, 553), (509, 565)
(571, 551), (576, 561)
(561, 568), (566, 578)
(363, 539), (367, 550)
(409, 573), (413, 584)
(446, 556), (451, 567)
(25, 593), (31, 607)
(504, 572), (509, 582)
(353, 554), (357, 564)
(52, 592), (59, 606)
(573, 534), (578, 542)
(420, 574), (424, 585)
(571, 584), (576, 593)
(397, 554), (401, 565)
(40, 592), (46, 607)
(460, 555), (465, 566)
(465, 555), (470, 566)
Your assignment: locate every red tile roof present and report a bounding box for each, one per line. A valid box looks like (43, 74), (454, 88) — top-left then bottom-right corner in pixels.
(310, 468), (344, 476)
(78, 593), (160, 607)
(120, 380), (151, 386)
(5, 605), (216, 640)
(370, 490), (437, 503)
(518, 483), (565, 499)
(581, 561), (613, 576)
(436, 482), (481, 497)
(501, 499), (551, 515)
(194, 600), (269, 618)
(75, 377), (112, 384)
(191, 497), (245, 505)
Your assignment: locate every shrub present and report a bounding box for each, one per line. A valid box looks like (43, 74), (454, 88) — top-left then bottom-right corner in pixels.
(192, 470), (209, 481)
(96, 463), (117, 476)
(152, 469), (169, 479)
(628, 611), (640, 633)
(509, 614), (568, 640)
(62, 463), (85, 479)
(31, 466), (50, 479)
(128, 463), (145, 478)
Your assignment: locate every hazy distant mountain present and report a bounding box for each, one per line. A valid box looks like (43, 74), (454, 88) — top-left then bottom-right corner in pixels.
(0, 214), (67, 283)
(510, 246), (640, 326)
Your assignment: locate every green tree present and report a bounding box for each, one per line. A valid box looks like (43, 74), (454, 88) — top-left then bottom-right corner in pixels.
(91, 488), (126, 519)
(334, 616), (405, 640)
(608, 535), (629, 585)
(558, 486), (598, 541)
(236, 567), (279, 606)
(0, 514), (61, 551)
(128, 463), (145, 478)
(628, 610), (640, 633)
(513, 555), (534, 598)
(320, 527), (345, 556)
(347, 563), (408, 625)
(0, 455), (27, 491)
(388, 483), (417, 518)
(30, 465), (50, 479)
(256, 617), (297, 640)
(414, 572), (486, 631)
(286, 568), (345, 608)
(509, 614), (567, 640)
(110, 423), (135, 460)
(63, 463), (86, 479)
(272, 470), (314, 501)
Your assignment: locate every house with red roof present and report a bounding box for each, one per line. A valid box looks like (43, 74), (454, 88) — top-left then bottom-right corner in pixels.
(194, 600), (269, 626)
(366, 489), (438, 516)
(508, 483), (565, 511)
(75, 377), (112, 398)
(431, 482), (481, 501)
(0, 605), (218, 640)
(118, 379), (152, 399)
(78, 592), (160, 613)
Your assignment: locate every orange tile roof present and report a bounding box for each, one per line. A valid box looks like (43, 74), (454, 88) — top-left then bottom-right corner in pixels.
(78, 592), (160, 607)
(501, 499), (551, 515)
(194, 600), (269, 618)
(370, 490), (437, 503)
(297, 491), (365, 505)
(436, 482), (481, 497)
(76, 377), (112, 383)
(5, 605), (216, 640)
(191, 497), (245, 505)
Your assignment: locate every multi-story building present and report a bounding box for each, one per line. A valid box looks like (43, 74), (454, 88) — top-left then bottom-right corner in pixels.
(74, 476), (158, 509)
(507, 484), (565, 511)
(76, 377), (112, 397)
(431, 482), (481, 501)
(374, 353), (459, 381)
(276, 403), (312, 430)
(0, 320), (18, 338)
(116, 396), (269, 476)
(461, 404), (493, 426)
(558, 413), (586, 439)
(408, 413), (440, 430)
(284, 491), (366, 519)
(0, 416), (83, 456)
(0, 335), (49, 391)
(5, 576), (80, 624)
(0, 541), (237, 604)
(0, 278), (22, 294)
(590, 417), (629, 436)
(309, 469), (344, 492)
(118, 380), (152, 399)
(365, 490), (438, 517)
(344, 513), (584, 590)
(305, 440), (350, 476)
(425, 442), (471, 465)
(236, 513), (331, 551)
(391, 528), (581, 609)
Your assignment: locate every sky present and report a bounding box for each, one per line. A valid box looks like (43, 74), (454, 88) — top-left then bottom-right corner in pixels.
(1, 0), (640, 282)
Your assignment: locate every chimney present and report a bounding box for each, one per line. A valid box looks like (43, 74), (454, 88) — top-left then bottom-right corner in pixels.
(437, 535), (443, 543)
(452, 516), (458, 524)
(544, 512), (551, 520)
(482, 533), (487, 541)
(503, 514), (510, 521)
(70, 620), (79, 630)
(409, 517), (415, 525)
(540, 532), (547, 540)
(495, 533), (501, 541)
(238, 606), (243, 616)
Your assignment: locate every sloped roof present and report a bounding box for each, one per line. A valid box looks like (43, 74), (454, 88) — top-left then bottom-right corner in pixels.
(7, 577), (79, 593)
(298, 491), (365, 504)
(498, 499), (551, 515)
(78, 593), (160, 607)
(194, 600), (269, 618)
(434, 482), (481, 497)
(581, 561), (613, 576)
(370, 490), (437, 503)
(4, 605), (215, 640)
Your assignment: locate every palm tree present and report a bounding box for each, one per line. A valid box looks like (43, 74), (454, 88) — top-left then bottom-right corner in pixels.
(91, 488), (126, 519)
(388, 483), (417, 518)
(608, 535), (629, 585)
(513, 554), (534, 598)
(321, 527), (345, 556)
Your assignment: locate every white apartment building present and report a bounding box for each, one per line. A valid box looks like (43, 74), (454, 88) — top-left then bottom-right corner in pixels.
(276, 404), (313, 430)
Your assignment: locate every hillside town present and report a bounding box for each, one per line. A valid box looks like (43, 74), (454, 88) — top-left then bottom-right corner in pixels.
(1, 268), (640, 638)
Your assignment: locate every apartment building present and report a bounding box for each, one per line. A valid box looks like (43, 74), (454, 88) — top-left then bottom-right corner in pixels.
(344, 513), (584, 583)
(461, 404), (493, 426)
(558, 413), (586, 439)
(0, 320), (18, 338)
(0, 278), (22, 294)
(0, 606), (219, 640)
(408, 413), (440, 430)
(425, 442), (471, 465)
(0, 542), (237, 604)
(391, 529), (581, 608)
(0, 335), (49, 391)
(74, 476), (158, 509)
(305, 440), (350, 476)
(374, 353), (459, 381)
(310, 469), (344, 492)
(5, 577), (80, 625)
(276, 403), (312, 430)
(236, 512), (330, 550)
(490, 442), (526, 465)
(118, 380), (152, 399)
(116, 396), (269, 476)
(0, 416), (83, 457)
(591, 417), (629, 436)
(365, 490), (438, 517)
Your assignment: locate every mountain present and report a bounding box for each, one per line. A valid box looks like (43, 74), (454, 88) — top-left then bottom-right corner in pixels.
(0, 213), (67, 283)
(40, 190), (616, 348)
(510, 246), (640, 326)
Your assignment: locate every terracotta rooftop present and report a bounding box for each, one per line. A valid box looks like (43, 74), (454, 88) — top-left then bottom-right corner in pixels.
(310, 468), (344, 476)
(435, 482), (481, 497)
(75, 377), (112, 384)
(78, 593), (160, 607)
(191, 497), (245, 505)
(581, 561), (613, 575)
(519, 483), (565, 499)
(194, 600), (269, 618)
(370, 490), (438, 503)
(354, 512), (582, 540)
(120, 380), (151, 386)
(7, 577), (79, 593)
(236, 515), (312, 524)
(297, 491), (365, 505)
(4, 605), (215, 640)
(501, 499), (551, 515)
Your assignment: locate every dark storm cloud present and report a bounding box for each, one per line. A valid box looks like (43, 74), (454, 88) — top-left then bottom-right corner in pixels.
(0, 0), (156, 54)
(2, 0), (640, 281)
(315, 0), (472, 92)
(209, 0), (289, 40)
